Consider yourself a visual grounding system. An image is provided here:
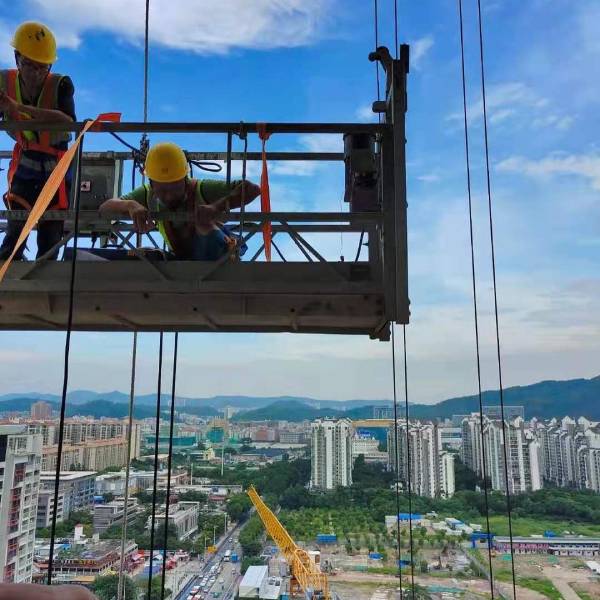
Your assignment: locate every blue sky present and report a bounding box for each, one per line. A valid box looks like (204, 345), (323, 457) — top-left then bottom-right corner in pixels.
(0, 0), (598, 404)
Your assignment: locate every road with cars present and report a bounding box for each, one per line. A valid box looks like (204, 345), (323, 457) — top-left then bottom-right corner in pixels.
(175, 522), (244, 600)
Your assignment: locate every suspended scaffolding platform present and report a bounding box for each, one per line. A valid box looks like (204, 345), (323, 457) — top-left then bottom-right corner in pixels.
(0, 46), (409, 341)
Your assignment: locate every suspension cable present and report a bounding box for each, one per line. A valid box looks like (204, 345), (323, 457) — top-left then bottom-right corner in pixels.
(457, 0), (495, 595)
(160, 333), (178, 600)
(147, 332), (164, 600)
(476, 0), (517, 595)
(400, 325), (415, 598)
(390, 325), (404, 600)
(118, 332), (138, 600)
(143, 0), (150, 125)
(47, 131), (86, 585)
(394, 0), (399, 58)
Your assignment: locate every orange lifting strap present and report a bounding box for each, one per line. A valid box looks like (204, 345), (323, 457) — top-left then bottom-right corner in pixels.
(0, 112), (121, 283)
(257, 123), (272, 262)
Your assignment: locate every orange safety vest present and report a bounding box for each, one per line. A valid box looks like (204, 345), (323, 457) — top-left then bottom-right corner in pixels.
(2, 69), (71, 210)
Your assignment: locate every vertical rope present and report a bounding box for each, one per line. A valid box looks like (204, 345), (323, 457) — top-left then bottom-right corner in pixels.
(374, 0), (381, 104)
(390, 325), (404, 600)
(476, 1), (517, 596)
(118, 332), (138, 600)
(147, 332), (164, 600)
(401, 326), (415, 598)
(457, 0), (495, 595)
(160, 333), (178, 600)
(394, 0), (399, 58)
(143, 0), (150, 124)
(47, 134), (86, 585)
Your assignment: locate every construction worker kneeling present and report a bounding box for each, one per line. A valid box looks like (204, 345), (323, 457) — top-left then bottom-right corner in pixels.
(0, 21), (76, 260)
(100, 142), (261, 260)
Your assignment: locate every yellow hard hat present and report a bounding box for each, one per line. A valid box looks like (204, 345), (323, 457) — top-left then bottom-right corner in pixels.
(11, 22), (57, 65)
(145, 142), (189, 183)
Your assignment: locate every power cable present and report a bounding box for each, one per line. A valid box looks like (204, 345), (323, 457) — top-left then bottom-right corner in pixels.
(457, 0), (496, 595)
(47, 129), (86, 585)
(476, 0), (518, 595)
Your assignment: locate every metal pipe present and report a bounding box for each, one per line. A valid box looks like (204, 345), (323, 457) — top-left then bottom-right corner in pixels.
(0, 210), (382, 223)
(0, 121), (388, 134)
(0, 150), (344, 161)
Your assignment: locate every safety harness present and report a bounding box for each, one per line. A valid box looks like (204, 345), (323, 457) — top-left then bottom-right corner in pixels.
(2, 69), (70, 210)
(148, 179), (238, 259)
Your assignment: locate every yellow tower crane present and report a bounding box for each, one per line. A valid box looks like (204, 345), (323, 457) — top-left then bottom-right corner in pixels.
(247, 485), (330, 599)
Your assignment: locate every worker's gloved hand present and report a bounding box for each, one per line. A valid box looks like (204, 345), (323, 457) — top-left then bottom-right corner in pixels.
(0, 90), (19, 115)
(126, 200), (154, 233)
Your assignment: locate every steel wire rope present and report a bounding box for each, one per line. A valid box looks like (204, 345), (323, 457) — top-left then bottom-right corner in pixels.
(456, 0), (496, 595)
(399, 325), (416, 598)
(117, 333), (138, 600)
(476, 0), (518, 595)
(390, 323), (405, 600)
(47, 125), (87, 584)
(118, 3), (151, 596)
(374, 2), (404, 598)
(160, 333), (179, 600)
(147, 332), (164, 600)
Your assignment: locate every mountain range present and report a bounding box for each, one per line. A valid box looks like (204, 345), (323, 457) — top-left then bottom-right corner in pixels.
(0, 375), (598, 421)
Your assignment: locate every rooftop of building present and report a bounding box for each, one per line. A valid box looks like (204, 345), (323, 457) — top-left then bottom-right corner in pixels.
(496, 536), (600, 544)
(0, 424), (27, 435)
(40, 471), (97, 480)
(240, 565), (268, 588)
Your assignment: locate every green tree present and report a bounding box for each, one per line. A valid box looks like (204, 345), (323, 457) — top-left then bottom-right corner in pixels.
(241, 556), (264, 574)
(226, 493), (253, 522)
(92, 574), (138, 600)
(138, 576), (171, 600)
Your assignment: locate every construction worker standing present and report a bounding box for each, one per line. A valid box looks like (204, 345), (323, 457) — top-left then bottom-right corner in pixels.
(99, 142), (261, 260)
(0, 21), (75, 260)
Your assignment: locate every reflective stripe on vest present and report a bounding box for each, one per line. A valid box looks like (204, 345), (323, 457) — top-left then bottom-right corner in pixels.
(0, 69), (71, 149)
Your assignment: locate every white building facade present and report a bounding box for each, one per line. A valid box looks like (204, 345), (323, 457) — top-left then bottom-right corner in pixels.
(310, 419), (353, 490)
(0, 425), (43, 583)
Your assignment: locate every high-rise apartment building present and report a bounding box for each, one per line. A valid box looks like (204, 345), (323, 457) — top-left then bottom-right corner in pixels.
(310, 419), (353, 490)
(387, 421), (455, 498)
(461, 414), (542, 494)
(30, 401), (52, 420)
(0, 425), (42, 583)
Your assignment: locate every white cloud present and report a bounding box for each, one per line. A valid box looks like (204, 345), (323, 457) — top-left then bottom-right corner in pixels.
(355, 104), (377, 122)
(410, 35), (434, 70)
(416, 173), (440, 183)
(298, 134), (343, 154)
(532, 114), (575, 131)
(26, 0), (333, 54)
(446, 81), (572, 133)
(496, 152), (600, 190)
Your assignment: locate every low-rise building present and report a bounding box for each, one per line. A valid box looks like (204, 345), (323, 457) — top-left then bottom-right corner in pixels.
(39, 471), (96, 513)
(93, 498), (142, 533)
(495, 536), (600, 557)
(153, 501), (199, 540)
(34, 539), (138, 585)
(36, 488), (66, 528)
